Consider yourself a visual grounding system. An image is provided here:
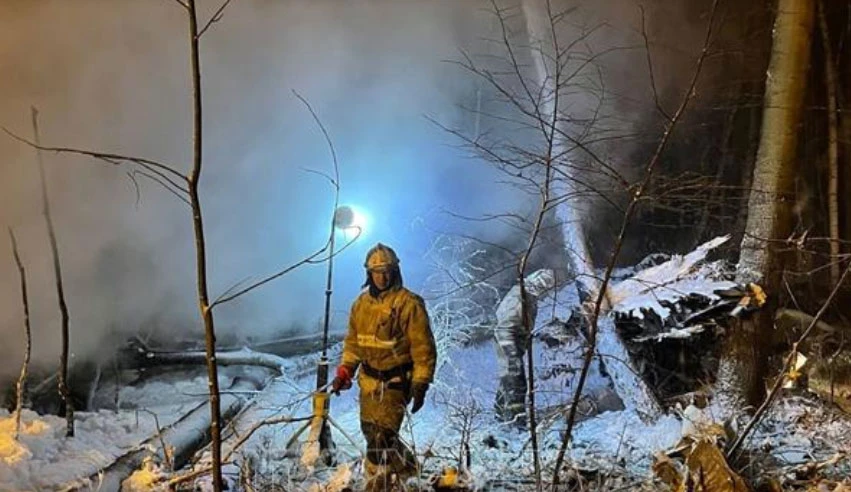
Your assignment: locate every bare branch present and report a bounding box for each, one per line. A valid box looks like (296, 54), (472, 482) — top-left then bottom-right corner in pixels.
(164, 414), (311, 487)
(443, 49), (631, 188)
(491, 0), (545, 122)
(299, 166), (337, 188)
(211, 228), (361, 307)
(2, 127), (188, 188)
(129, 170), (192, 207)
(439, 208), (528, 226)
(639, 5), (672, 120)
(424, 257), (521, 302)
(197, 0), (234, 38)
(212, 243), (327, 307)
(293, 90), (340, 193)
(125, 171), (143, 208)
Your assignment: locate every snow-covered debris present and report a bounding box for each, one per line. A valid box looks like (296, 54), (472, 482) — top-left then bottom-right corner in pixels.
(634, 325), (706, 342)
(609, 236), (736, 320)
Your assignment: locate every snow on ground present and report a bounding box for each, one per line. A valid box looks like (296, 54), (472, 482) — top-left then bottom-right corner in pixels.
(2, 278), (848, 490)
(750, 395), (851, 479)
(0, 269), (675, 490)
(0, 408), (179, 491)
(4, 344), (849, 490)
(182, 297), (682, 490)
(0, 372), (209, 491)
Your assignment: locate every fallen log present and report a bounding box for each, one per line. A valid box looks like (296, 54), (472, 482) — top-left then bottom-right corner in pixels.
(244, 332), (346, 357)
(59, 375), (263, 492)
(138, 331), (346, 359)
(122, 333), (346, 376)
(127, 343), (290, 375)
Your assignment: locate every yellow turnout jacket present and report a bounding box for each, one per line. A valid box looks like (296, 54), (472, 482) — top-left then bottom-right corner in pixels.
(341, 286), (437, 384)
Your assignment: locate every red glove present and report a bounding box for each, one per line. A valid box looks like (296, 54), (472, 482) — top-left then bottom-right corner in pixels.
(331, 365), (354, 395)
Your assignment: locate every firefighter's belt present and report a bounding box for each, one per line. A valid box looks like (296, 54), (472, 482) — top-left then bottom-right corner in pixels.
(361, 361), (414, 382)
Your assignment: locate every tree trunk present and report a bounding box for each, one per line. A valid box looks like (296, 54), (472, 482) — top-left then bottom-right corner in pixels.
(818, 0), (841, 286)
(184, 1), (224, 490)
(8, 229), (32, 440)
(737, 0), (815, 280)
(723, 0), (815, 409)
(32, 107), (74, 437)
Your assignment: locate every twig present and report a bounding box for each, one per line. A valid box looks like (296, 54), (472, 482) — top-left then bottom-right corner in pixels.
(211, 91), (352, 308)
(210, 231), (360, 307)
(299, 167), (337, 187)
(292, 90), (340, 192)
(8, 228), (32, 440)
(639, 6), (671, 120)
(2, 127), (186, 184)
(197, 0), (234, 38)
(125, 171), (142, 208)
(128, 169), (191, 206)
(165, 414), (310, 487)
(139, 409), (173, 471)
(727, 257), (851, 459)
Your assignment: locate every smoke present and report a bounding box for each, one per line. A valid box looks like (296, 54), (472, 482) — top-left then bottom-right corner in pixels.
(0, 0), (508, 376)
(0, 0), (762, 378)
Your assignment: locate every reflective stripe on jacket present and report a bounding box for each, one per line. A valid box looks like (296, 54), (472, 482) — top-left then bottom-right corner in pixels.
(341, 286), (436, 384)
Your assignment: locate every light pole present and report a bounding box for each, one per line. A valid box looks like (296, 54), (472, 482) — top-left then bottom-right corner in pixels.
(316, 205), (356, 392)
(289, 205), (361, 465)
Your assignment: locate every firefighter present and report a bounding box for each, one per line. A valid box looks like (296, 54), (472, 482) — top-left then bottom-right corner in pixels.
(331, 243), (437, 491)
(494, 268), (555, 424)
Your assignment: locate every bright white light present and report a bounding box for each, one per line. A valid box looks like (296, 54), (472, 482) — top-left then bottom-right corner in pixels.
(349, 206), (369, 232)
(334, 204), (369, 236)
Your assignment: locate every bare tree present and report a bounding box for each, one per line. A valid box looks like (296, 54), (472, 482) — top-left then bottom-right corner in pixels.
(440, 1), (718, 487)
(31, 107), (74, 437)
(8, 228), (32, 440)
(818, 0), (841, 287)
(437, 1), (605, 484)
(549, 2), (717, 485)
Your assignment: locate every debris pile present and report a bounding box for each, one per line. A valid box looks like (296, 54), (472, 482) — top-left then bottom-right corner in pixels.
(608, 236), (762, 400)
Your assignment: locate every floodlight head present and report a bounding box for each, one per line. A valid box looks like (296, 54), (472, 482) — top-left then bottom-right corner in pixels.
(334, 206), (355, 229)
(334, 205), (368, 232)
